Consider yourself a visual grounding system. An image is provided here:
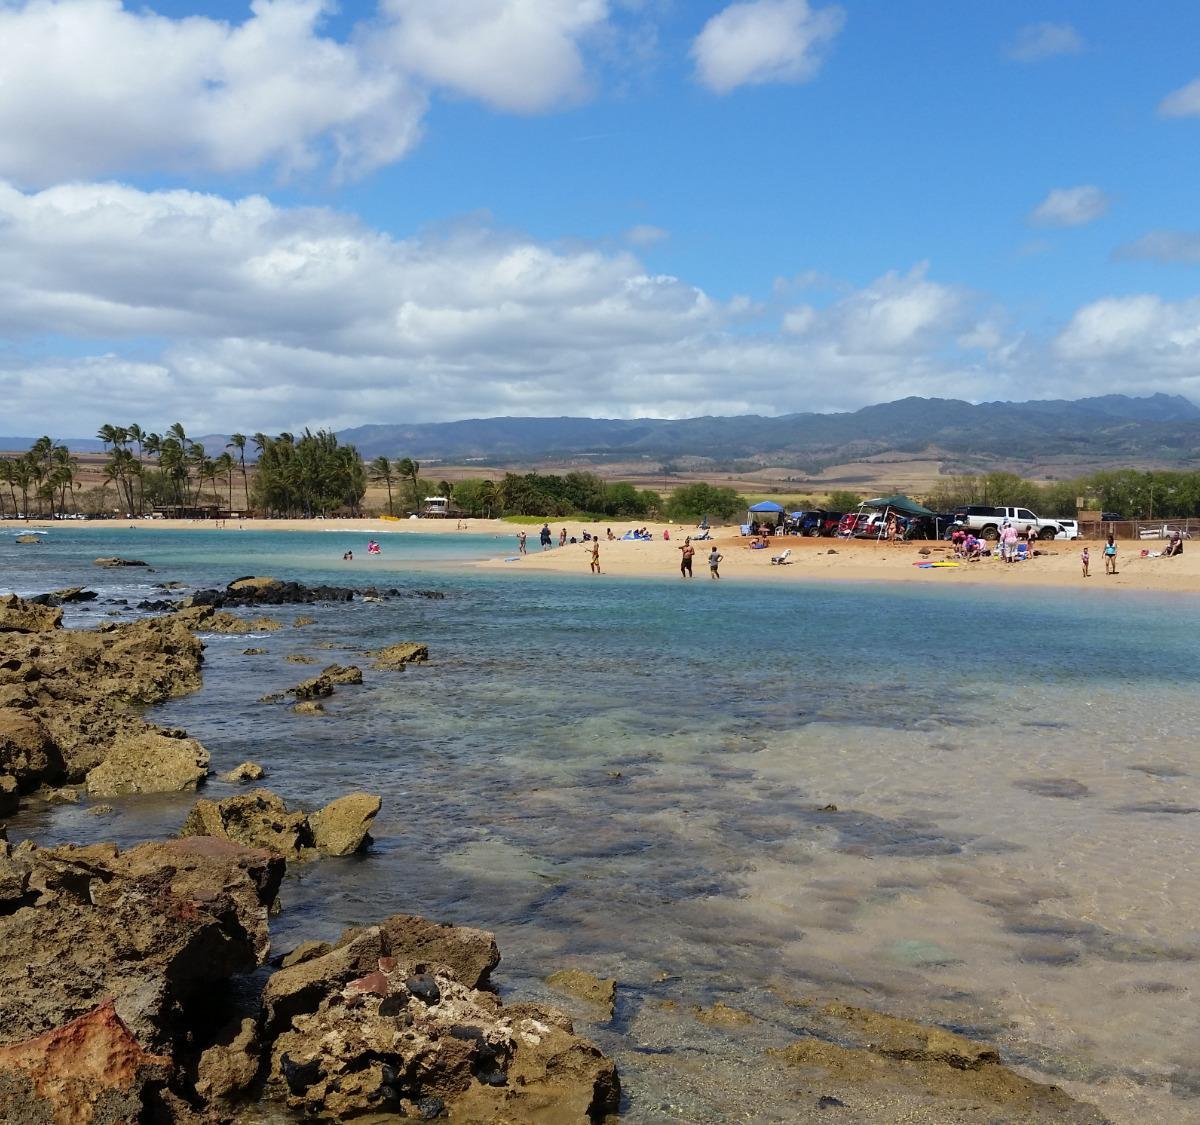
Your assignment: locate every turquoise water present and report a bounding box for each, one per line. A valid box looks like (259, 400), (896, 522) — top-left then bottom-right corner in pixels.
(4, 529), (1200, 1123)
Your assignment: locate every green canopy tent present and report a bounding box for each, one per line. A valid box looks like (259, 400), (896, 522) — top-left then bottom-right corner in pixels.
(862, 494), (934, 518)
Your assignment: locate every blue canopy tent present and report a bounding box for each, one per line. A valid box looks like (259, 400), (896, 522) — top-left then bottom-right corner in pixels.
(745, 500), (785, 535)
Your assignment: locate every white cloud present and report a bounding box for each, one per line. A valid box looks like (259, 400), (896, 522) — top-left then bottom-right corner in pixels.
(2, 179), (1197, 433)
(1029, 185), (1111, 228)
(624, 224), (669, 247)
(691, 0), (844, 95)
(1159, 77), (1200, 118)
(0, 0), (612, 186)
(380, 0), (608, 113)
(1113, 231), (1200, 265)
(1007, 22), (1084, 63)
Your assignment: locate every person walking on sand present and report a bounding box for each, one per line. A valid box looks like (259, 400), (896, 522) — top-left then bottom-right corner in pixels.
(1104, 534), (1118, 574)
(678, 536), (695, 579)
(1081, 546), (1090, 578)
(585, 539), (601, 574)
(708, 546), (722, 579)
(518, 530), (528, 556)
(540, 523), (551, 550)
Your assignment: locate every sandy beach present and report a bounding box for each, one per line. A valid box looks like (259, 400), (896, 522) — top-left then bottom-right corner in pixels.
(6, 516), (1198, 592)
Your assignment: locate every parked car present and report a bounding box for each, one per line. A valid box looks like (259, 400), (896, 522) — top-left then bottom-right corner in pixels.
(1100, 511), (1124, 521)
(796, 509), (843, 536)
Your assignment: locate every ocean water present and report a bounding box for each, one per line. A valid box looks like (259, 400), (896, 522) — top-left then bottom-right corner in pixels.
(3, 527), (1199, 1123)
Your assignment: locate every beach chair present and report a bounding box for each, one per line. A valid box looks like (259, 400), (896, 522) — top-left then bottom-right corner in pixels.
(770, 548), (792, 565)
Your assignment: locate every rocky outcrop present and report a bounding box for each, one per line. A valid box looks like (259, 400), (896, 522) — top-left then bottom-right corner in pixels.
(0, 837), (283, 1051)
(770, 1001), (1107, 1123)
(27, 586), (98, 606)
(180, 788), (381, 860)
(92, 556), (147, 567)
(309, 793), (382, 856)
(0, 1000), (173, 1124)
(0, 593), (62, 633)
(223, 761), (266, 782)
(85, 730), (210, 797)
(372, 642), (429, 670)
(173, 605), (281, 634)
(287, 674), (335, 701)
(0, 604), (208, 808)
(546, 968), (617, 1018)
(260, 915), (617, 1122)
(14, 533), (41, 544)
(320, 663), (363, 685)
(192, 578), (357, 610)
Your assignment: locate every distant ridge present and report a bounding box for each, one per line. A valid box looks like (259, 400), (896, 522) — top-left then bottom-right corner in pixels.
(335, 393), (1200, 466)
(5, 394), (1199, 467)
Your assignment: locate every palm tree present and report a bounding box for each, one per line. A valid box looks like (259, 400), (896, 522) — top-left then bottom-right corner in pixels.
(227, 433), (249, 511)
(396, 458), (421, 514)
(214, 451), (236, 509)
(127, 423), (146, 515)
(369, 456), (397, 515)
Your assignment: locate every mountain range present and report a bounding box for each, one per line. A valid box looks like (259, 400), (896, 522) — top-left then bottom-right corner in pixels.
(5, 393), (1199, 470)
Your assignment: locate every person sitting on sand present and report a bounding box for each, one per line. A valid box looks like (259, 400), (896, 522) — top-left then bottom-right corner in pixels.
(1104, 534), (1118, 574)
(963, 534), (982, 560)
(1164, 530), (1184, 557)
(607, 528), (615, 540)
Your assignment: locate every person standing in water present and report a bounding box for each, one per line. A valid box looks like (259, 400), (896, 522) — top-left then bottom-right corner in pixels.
(678, 537), (695, 579)
(540, 523), (552, 550)
(708, 546), (722, 579)
(1104, 534), (1118, 574)
(517, 530), (528, 556)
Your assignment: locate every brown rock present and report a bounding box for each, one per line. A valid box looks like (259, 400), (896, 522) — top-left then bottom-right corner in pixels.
(286, 675), (334, 701)
(371, 642), (429, 670)
(546, 968), (617, 1017)
(292, 700), (326, 716)
(279, 940), (332, 968)
(692, 1001), (755, 1029)
(377, 914), (501, 989)
(248, 617), (282, 632)
(309, 792), (381, 856)
(285, 653), (316, 664)
(0, 838), (282, 1051)
(0, 842), (30, 905)
(222, 761), (266, 783)
(85, 731), (209, 797)
(14, 534), (41, 545)
(0, 713), (62, 788)
(0, 775), (18, 817)
(180, 789), (312, 857)
(92, 557), (147, 568)
(320, 663), (363, 685)
(194, 1016), (261, 1107)
(242, 647), (268, 656)
(0, 593), (62, 633)
(293, 615), (316, 627)
(228, 576), (280, 592)
(45, 786), (80, 805)
(0, 1000), (172, 1124)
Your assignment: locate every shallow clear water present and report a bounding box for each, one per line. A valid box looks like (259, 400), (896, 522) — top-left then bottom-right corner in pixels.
(3, 528), (1199, 1122)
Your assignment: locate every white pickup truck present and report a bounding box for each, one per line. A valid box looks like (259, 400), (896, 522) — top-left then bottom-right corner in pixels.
(953, 505), (1079, 541)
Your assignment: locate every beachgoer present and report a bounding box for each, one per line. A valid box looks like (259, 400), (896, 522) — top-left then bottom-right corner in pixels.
(1104, 534), (1117, 574)
(1080, 546), (1090, 577)
(540, 523), (552, 550)
(663, 529), (670, 540)
(586, 539), (601, 574)
(559, 527), (567, 548)
(367, 539), (381, 555)
(708, 546), (722, 579)
(607, 528), (614, 540)
(1024, 525), (1037, 552)
(1001, 522), (1018, 563)
(678, 537), (695, 578)
(518, 530), (528, 556)
(1164, 529), (1184, 557)
(343, 550), (353, 560)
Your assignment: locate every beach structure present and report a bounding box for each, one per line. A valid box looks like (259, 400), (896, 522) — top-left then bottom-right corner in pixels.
(745, 500), (785, 535)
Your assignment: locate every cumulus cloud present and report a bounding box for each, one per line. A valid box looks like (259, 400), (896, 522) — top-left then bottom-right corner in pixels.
(1007, 21), (1084, 63)
(1113, 230), (1200, 265)
(1029, 185), (1112, 228)
(1159, 77), (1200, 118)
(0, 0), (611, 186)
(691, 0), (844, 94)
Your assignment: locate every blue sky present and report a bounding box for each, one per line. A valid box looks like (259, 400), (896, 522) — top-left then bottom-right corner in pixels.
(1, 0), (1199, 435)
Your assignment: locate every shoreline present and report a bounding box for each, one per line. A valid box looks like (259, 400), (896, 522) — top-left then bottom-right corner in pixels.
(6, 516), (1197, 593)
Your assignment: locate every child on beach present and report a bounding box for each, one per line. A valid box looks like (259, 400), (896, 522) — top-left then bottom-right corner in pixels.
(1104, 535), (1117, 574)
(1080, 546), (1090, 577)
(708, 546), (722, 579)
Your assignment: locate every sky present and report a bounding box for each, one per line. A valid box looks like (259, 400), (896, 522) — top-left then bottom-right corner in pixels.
(2, 0), (1200, 436)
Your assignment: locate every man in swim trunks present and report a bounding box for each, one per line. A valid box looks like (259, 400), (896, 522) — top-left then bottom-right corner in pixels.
(708, 546), (722, 579)
(678, 537), (695, 578)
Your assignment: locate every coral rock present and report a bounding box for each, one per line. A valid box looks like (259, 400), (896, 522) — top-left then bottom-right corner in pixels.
(371, 642), (429, 670)
(309, 792), (381, 856)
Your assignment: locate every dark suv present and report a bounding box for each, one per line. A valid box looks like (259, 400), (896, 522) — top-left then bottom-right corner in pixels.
(796, 510), (843, 536)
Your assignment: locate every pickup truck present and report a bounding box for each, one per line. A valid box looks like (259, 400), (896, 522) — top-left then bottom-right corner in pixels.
(951, 505), (1078, 541)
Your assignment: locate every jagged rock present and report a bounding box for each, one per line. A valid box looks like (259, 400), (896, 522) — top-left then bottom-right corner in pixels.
(280, 941), (332, 969)
(285, 653), (316, 665)
(14, 534), (41, 544)
(242, 647), (268, 655)
(692, 1001), (755, 1029)
(287, 675), (335, 701)
(320, 664), (363, 685)
(0, 776), (19, 817)
(27, 587), (98, 606)
(181, 789), (312, 858)
(44, 786), (80, 805)
(89, 804), (114, 816)
(92, 557), (147, 568)
(248, 617), (282, 632)
(0, 842), (29, 905)
(85, 731), (209, 797)
(546, 968), (617, 1017)
(769, 1002), (1107, 1123)
(262, 932), (619, 1122)
(0, 594), (62, 633)
(372, 642), (429, 670)
(292, 700), (326, 716)
(228, 576), (281, 592)
(0, 713), (62, 790)
(223, 761), (266, 783)
(258, 692), (285, 704)
(0, 1000), (173, 1123)
(293, 615), (316, 627)
(192, 580), (357, 610)
(0, 837), (283, 1051)
(194, 1016), (261, 1107)
(309, 793), (381, 856)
